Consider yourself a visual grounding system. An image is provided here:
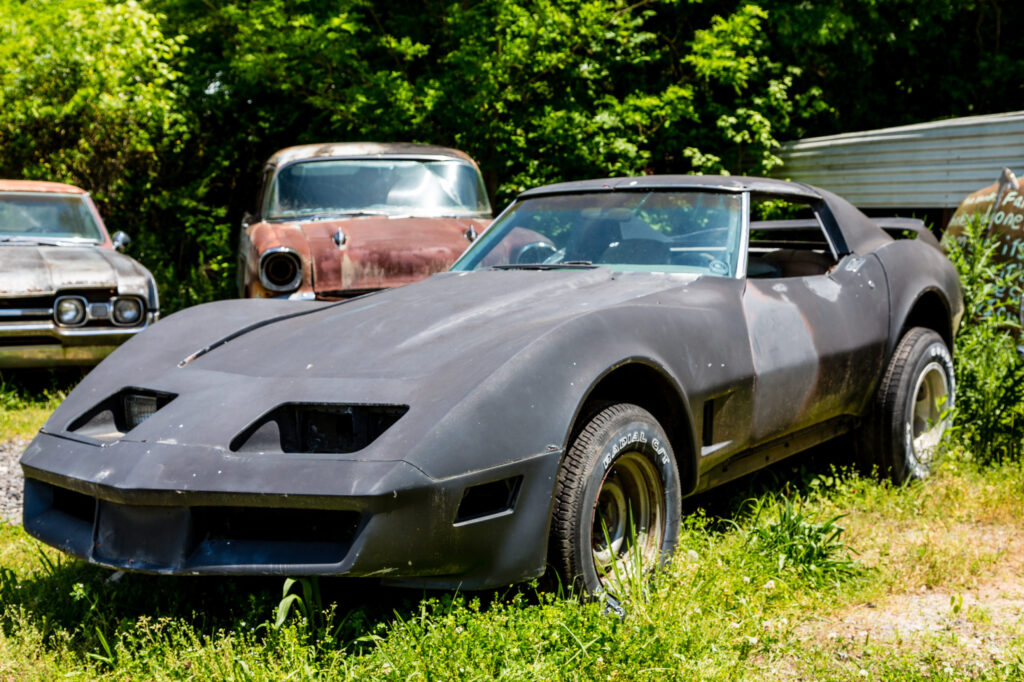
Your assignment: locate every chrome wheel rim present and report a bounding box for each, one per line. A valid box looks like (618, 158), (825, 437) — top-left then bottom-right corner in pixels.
(591, 451), (664, 585)
(907, 361), (949, 477)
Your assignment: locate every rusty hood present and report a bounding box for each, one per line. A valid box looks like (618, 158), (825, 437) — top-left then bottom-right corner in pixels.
(295, 216), (484, 295)
(0, 244), (153, 297)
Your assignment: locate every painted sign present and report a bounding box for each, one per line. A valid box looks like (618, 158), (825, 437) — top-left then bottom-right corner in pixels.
(945, 169), (1023, 311)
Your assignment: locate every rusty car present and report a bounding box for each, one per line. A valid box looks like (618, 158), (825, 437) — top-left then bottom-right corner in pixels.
(0, 180), (158, 368)
(21, 175), (961, 594)
(237, 142), (492, 300)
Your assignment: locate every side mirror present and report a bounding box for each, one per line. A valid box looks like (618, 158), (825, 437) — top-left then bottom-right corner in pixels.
(111, 231), (131, 251)
(241, 212), (256, 228)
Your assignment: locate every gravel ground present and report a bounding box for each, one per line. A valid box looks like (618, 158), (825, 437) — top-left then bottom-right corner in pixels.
(0, 439), (27, 525)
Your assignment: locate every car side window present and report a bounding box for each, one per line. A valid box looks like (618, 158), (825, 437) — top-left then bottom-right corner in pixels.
(746, 194), (839, 279)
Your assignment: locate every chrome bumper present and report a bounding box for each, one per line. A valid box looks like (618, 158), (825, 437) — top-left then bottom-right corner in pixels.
(0, 313), (157, 368)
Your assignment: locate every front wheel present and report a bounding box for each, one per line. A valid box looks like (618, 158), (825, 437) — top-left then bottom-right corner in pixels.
(861, 327), (954, 483)
(549, 403), (682, 595)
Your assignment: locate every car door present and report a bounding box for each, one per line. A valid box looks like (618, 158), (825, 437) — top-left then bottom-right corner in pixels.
(741, 196), (890, 445)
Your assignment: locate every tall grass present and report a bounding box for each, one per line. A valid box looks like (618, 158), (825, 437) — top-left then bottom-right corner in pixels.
(6, 451), (1023, 680)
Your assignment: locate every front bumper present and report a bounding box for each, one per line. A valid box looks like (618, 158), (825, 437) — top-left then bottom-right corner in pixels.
(0, 313), (156, 368)
(20, 432), (561, 589)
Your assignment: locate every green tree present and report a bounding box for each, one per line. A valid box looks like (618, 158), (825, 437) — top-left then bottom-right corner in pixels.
(756, 0), (1024, 137)
(0, 0), (236, 311)
(154, 0), (815, 207)
(16, 0), (1017, 312)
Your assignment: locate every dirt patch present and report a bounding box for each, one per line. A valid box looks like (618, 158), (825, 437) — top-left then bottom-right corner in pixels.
(795, 525), (1024, 669)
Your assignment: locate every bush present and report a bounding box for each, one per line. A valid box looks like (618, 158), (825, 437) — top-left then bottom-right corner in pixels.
(943, 214), (1024, 464)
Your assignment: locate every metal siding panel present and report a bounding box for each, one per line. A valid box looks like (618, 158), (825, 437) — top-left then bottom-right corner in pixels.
(773, 111), (1024, 208)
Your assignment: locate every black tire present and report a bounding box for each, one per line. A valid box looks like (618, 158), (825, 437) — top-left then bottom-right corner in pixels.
(550, 403), (682, 595)
(861, 327), (954, 483)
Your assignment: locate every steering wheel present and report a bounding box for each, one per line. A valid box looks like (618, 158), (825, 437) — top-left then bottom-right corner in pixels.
(707, 259), (730, 276)
(516, 240), (559, 264)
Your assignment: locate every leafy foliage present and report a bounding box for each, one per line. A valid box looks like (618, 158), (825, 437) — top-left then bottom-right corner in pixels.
(0, 0), (826, 312)
(757, 0), (1024, 136)
(1, 0), (1023, 314)
(943, 215), (1024, 464)
(0, 0), (233, 312)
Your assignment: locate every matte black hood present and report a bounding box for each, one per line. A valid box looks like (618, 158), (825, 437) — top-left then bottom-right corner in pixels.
(185, 268), (698, 383)
(40, 268), (702, 456)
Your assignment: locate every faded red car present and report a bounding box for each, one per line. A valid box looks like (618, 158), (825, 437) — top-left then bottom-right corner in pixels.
(238, 143), (492, 299)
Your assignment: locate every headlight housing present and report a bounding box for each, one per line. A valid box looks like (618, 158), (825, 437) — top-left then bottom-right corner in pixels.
(259, 248), (303, 293)
(231, 403), (409, 453)
(112, 297), (144, 326)
(68, 388), (177, 441)
(123, 392), (159, 429)
(54, 296), (87, 326)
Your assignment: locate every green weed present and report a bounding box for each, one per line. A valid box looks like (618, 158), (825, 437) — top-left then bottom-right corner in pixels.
(746, 496), (862, 588)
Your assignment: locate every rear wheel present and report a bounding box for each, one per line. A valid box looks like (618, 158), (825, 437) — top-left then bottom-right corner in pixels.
(550, 403), (682, 595)
(860, 327), (954, 483)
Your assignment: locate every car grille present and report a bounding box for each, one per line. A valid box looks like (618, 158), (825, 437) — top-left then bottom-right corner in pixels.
(0, 288), (137, 328)
(0, 295), (53, 322)
(23, 479), (362, 572)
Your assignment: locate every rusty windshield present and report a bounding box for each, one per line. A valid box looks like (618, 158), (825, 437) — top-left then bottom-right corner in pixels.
(452, 190), (744, 277)
(0, 192), (103, 244)
(265, 158), (491, 220)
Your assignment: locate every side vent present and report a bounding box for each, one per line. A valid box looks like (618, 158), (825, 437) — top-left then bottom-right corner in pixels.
(702, 399), (715, 448)
(454, 476), (523, 525)
(231, 403), (409, 454)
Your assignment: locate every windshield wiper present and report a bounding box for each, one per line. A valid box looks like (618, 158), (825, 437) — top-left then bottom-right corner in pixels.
(307, 211), (391, 221)
(0, 235), (96, 246)
(491, 261), (596, 270)
(266, 210), (393, 222)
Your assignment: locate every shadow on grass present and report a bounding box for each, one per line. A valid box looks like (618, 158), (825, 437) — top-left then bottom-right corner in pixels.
(0, 532), (535, 657)
(0, 367), (83, 400)
(683, 437), (862, 530)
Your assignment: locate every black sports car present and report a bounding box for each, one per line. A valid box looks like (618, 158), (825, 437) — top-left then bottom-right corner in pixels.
(20, 176), (962, 593)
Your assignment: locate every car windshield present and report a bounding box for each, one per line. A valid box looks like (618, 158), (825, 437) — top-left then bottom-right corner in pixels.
(0, 192), (103, 242)
(265, 159), (492, 220)
(452, 190), (744, 277)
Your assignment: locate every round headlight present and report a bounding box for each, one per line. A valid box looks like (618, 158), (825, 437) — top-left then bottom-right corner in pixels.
(55, 297), (86, 326)
(259, 250), (302, 293)
(113, 297), (143, 325)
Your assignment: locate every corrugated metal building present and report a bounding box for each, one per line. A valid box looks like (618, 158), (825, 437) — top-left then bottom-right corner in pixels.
(772, 111), (1024, 223)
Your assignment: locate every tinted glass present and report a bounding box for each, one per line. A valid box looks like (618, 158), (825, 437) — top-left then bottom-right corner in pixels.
(266, 159), (491, 219)
(452, 190), (744, 277)
(0, 192), (103, 241)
